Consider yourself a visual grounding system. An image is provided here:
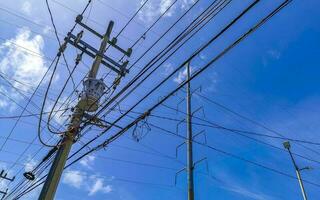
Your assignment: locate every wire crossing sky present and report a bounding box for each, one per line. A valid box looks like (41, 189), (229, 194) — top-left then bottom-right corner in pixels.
(0, 0), (319, 199)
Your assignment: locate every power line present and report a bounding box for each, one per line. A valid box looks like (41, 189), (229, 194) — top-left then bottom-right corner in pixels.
(45, 0), (76, 89)
(148, 123), (320, 188)
(68, 0), (231, 161)
(0, 109), (69, 120)
(2, 0), (298, 198)
(70, 0), (290, 183)
(193, 92), (320, 155)
(1, 1), (93, 194)
(159, 103), (320, 166)
(150, 106), (320, 146)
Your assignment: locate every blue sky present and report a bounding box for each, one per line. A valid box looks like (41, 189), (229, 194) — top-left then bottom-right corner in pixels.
(0, 0), (320, 199)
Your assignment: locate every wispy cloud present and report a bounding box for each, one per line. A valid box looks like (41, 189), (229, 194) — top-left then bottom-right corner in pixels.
(267, 49), (281, 60)
(226, 185), (275, 200)
(79, 155), (96, 169)
(88, 177), (112, 196)
(138, 0), (196, 23)
(21, 1), (32, 15)
(63, 170), (85, 189)
(24, 157), (37, 172)
(0, 27), (47, 110)
(173, 66), (192, 84)
(162, 63), (174, 76)
(62, 170), (113, 196)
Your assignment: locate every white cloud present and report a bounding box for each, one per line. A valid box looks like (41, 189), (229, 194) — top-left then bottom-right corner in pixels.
(21, 1), (32, 15)
(62, 170), (85, 189)
(203, 71), (218, 93)
(79, 155), (96, 169)
(24, 157), (37, 172)
(199, 52), (207, 61)
(160, 0), (175, 17)
(180, 0), (196, 10)
(226, 186), (274, 200)
(267, 49), (281, 60)
(44, 95), (73, 126)
(42, 25), (52, 35)
(0, 27), (47, 110)
(162, 63), (174, 76)
(63, 170), (113, 196)
(138, 0), (196, 23)
(173, 66), (192, 84)
(88, 177), (112, 196)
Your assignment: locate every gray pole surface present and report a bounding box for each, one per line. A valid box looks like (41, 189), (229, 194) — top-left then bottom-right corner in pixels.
(288, 148), (308, 200)
(186, 62), (194, 200)
(283, 141), (308, 200)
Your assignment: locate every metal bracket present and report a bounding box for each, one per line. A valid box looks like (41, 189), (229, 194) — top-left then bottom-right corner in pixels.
(193, 130), (207, 144)
(181, 85), (202, 96)
(175, 118), (186, 136)
(0, 170), (15, 182)
(0, 189), (7, 200)
(174, 167), (186, 185)
(176, 97), (186, 114)
(192, 106), (206, 118)
(175, 142), (185, 158)
(299, 166), (313, 172)
(75, 15), (132, 57)
(65, 33), (126, 75)
(83, 113), (122, 129)
(193, 157), (209, 173)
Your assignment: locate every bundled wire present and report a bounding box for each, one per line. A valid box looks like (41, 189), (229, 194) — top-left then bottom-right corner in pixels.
(11, 1), (295, 198)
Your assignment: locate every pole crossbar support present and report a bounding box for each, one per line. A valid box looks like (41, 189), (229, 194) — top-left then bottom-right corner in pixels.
(75, 15), (132, 57)
(39, 18), (132, 200)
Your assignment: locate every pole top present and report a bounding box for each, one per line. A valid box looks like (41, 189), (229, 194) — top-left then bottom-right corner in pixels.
(283, 141), (291, 150)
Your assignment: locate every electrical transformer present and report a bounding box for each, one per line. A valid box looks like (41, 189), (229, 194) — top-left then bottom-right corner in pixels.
(78, 78), (106, 112)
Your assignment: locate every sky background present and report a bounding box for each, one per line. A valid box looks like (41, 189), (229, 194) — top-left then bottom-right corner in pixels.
(0, 0), (320, 199)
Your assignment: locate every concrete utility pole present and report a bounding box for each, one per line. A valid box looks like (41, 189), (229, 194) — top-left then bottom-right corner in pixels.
(186, 62), (194, 200)
(283, 141), (308, 200)
(39, 22), (114, 200)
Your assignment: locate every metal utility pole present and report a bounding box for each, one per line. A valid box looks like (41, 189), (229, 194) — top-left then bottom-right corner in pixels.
(186, 62), (194, 200)
(283, 141), (308, 200)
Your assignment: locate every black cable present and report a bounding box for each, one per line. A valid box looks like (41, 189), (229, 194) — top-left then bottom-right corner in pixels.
(0, 55), (59, 151)
(71, 0), (238, 159)
(45, 0), (76, 89)
(148, 123), (320, 188)
(127, 0), (201, 72)
(83, 0), (227, 131)
(85, 0), (207, 124)
(37, 56), (62, 147)
(0, 109), (69, 119)
(96, 0), (230, 119)
(46, 55), (81, 135)
(115, 0), (150, 38)
(4, 0), (93, 196)
(68, 0), (292, 179)
(195, 92), (320, 156)
(0, 74), (66, 128)
(149, 107), (320, 146)
(5, 150), (56, 199)
(11, 0), (292, 197)
(159, 103), (320, 166)
(130, 0), (178, 49)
